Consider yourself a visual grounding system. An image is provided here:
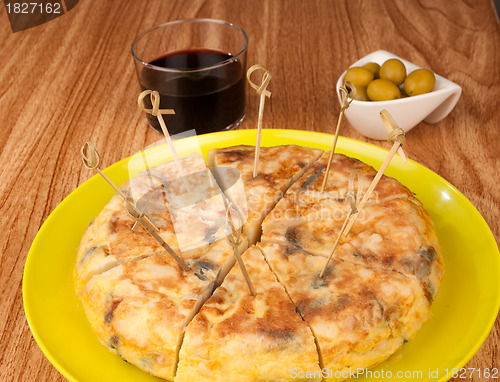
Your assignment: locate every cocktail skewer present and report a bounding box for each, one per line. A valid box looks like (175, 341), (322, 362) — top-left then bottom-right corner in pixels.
(81, 141), (190, 272)
(226, 202), (256, 296)
(247, 65), (272, 177)
(131, 149), (158, 231)
(320, 82), (355, 192)
(209, 163), (254, 295)
(319, 169), (362, 278)
(381, 109), (407, 163)
(80, 141), (158, 231)
(138, 90), (184, 175)
(123, 201), (190, 272)
(342, 110), (407, 236)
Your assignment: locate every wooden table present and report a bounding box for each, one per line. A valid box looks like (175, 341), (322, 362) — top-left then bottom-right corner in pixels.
(1, 1), (498, 381)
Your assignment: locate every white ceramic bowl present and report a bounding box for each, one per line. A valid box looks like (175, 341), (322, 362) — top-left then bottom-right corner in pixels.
(336, 50), (462, 140)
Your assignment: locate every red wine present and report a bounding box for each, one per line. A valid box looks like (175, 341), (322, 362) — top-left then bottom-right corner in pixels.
(139, 48), (246, 135)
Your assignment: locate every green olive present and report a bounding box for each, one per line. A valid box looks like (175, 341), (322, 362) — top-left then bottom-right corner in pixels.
(362, 62), (380, 78)
(351, 86), (369, 101)
(367, 79), (401, 101)
(344, 67), (374, 89)
(404, 69), (436, 96)
(379, 59), (406, 86)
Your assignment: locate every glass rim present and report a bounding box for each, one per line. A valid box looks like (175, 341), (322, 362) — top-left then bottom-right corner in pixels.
(131, 19), (248, 74)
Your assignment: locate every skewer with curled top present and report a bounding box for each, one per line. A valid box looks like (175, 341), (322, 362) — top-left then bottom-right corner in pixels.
(247, 64), (272, 178)
(137, 90), (184, 175)
(321, 82), (355, 192)
(81, 141), (190, 272)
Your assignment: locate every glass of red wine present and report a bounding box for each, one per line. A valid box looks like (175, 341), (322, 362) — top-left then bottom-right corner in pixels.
(131, 19), (248, 135)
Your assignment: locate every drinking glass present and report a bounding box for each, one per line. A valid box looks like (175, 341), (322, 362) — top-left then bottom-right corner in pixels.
(131, 19), (248, 135)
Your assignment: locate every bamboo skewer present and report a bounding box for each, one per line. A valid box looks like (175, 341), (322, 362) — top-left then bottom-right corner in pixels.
(80, 141), (158, 232)
(321, 82), (355, 192)
(381, 109), (407, 163)
(123, 201), (191, 272)
(319, 169), (362, 278)
(246, 65), (272, 178)
(319, 110), (407, 277)
(131, 149), (158, 231)
(81, 141), (190, 272)
(138, 90), (184, 175)
(208, 169), (216, 198)
(226, 202), (256, 296)
(342, 110), (407, 236)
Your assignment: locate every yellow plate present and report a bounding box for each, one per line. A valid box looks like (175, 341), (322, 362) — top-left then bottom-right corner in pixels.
(23, 129), (500, 382)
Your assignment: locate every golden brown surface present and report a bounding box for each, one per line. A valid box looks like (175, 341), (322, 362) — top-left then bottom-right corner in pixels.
(176, 246), (321, 381)
(80, 252), (218, 380)
(257, 243), (432, 382)
(0, 1), (499, 381)
(264, 198), (444, 301)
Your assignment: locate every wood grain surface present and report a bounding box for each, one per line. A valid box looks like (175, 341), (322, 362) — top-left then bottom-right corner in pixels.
(0, 0), (499, 381)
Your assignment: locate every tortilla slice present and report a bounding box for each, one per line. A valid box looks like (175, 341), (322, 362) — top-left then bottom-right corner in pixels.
(257, 243), (432, 382)
(176, 246), (321, 382)
(80, 252), (216, 380)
